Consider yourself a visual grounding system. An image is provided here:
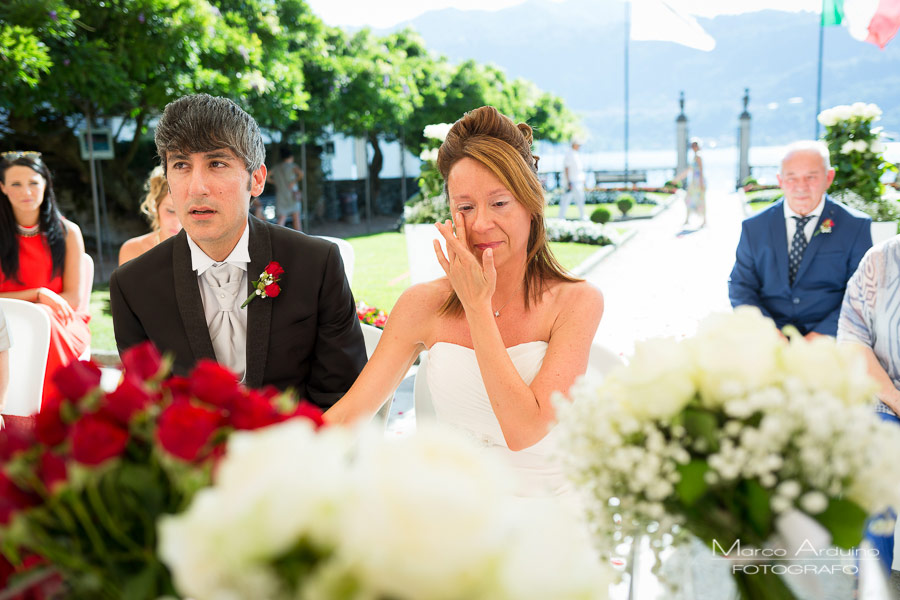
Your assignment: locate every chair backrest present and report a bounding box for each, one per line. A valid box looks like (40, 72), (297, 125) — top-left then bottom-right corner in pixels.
(316, 235), (355, 286)
(78, 253), (94, 313)
(359, 323), (392, 427)
(0, 298), (51, 416)
(413, 341), (626, 424)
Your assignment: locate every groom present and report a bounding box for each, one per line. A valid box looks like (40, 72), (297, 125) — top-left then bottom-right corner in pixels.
(110, 94), (367, 409)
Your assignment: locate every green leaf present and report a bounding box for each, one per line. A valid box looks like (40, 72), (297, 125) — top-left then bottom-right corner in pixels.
(738, 479), (773, 539)
(675, 460), (709, 506)
(814, 497), (868, 548)
(682, 408), (719, 450)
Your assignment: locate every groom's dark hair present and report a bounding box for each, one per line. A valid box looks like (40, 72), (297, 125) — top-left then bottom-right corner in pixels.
(155, 94), (265, 176)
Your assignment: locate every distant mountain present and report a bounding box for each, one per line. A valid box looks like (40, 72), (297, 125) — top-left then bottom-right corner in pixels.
(380, 0), (900, 150)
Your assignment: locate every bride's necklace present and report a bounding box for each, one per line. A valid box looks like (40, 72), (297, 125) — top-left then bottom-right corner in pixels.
(16, 223), (40, 237)
(492, 283), (523, 318)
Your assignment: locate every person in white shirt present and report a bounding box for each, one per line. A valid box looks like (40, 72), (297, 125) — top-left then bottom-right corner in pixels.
(559, 139), (586, 220)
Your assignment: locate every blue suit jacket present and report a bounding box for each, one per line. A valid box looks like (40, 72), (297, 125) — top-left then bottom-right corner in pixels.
(728, 196), (872, 336)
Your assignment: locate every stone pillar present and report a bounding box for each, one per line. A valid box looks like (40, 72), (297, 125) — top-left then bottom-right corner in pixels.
(676, 91), (688, 177)
(738, 88), (751, 189)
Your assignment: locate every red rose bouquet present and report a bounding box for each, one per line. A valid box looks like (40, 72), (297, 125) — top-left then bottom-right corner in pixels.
(0, 342), (323, 600)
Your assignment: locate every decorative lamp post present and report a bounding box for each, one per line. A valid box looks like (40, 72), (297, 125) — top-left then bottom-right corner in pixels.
(676, 91), (689, 176)
(737, 88), (752, 190)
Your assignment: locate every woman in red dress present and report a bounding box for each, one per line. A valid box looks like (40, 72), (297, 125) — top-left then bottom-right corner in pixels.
(0, 152), (90, 422)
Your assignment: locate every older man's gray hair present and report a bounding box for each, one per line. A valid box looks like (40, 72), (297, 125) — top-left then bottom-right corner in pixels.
(780, 140), (831, 173)
(155, 94), (265, 176)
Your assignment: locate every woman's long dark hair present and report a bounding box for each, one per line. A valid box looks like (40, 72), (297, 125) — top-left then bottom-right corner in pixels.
(0, 155), (67, 283)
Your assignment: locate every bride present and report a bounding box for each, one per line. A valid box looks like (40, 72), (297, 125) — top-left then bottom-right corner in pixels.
(324, 106), (604, 498)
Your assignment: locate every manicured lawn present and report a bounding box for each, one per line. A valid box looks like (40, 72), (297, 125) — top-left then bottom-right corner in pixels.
(88, 233), (605, 353)
(546, 202), (656, 220)
(748, 201), (776, 213)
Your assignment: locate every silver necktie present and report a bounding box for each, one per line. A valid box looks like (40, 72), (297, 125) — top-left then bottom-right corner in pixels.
(202, 263), (245, 378)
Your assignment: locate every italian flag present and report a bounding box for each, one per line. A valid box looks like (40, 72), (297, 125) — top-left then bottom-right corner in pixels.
(822, 0), (900, 48)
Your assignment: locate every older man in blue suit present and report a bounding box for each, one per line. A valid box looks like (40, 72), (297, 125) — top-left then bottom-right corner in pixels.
(729, 141), (872, 337)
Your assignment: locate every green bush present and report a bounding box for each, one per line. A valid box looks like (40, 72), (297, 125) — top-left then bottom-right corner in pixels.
(616, 195), (634, 217)
(742, 176), (759, 187)
(591, 206), (612, 224)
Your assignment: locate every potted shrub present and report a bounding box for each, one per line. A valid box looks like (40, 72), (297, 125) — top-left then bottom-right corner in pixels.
(591, 206), (612, 225)
(819, 103), (899, 243)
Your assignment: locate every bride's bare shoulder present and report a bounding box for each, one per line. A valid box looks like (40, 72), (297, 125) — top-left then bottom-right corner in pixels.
(393, 277), (452, 314)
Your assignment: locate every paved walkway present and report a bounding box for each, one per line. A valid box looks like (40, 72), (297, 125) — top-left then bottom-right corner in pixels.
(585, 190), (745, 358)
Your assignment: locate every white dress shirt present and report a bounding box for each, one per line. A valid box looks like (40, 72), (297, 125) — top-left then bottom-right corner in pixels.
(186, 223), (250, 380)
(783, 195), (825, 249)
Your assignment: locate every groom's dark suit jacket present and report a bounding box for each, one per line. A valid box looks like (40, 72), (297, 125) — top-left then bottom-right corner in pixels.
(109, 216), (367, 409)
(728, 196), (872, 336)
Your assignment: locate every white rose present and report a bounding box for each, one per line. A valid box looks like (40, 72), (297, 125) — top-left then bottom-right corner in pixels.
(833, 105), (853, 122)
(863, 103), (883, 120)
(840, 140), (857, 155)
(419, 148), (439, 162)
(338, 426), (514, 599)
(423, 123), (453, 141)
(780, 336), (877, 406)
(871, 139), (886, 154)
(605, 337), (696, 421)
(817, 109), (837, 127)
(854, 140), (869, 153)
(689, 307), (784, 406)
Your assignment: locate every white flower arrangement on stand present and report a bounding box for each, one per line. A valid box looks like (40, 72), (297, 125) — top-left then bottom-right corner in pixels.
(158, 421), (612, 600)
(555, 307), (900, 599)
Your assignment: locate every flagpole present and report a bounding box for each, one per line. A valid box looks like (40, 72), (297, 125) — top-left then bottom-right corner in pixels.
(624, 0), (630, 186)
(815, 0), (825, 139)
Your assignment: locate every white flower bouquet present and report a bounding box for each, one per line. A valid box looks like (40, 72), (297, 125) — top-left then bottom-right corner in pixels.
(158, 421), (612, 600)
(556, 307), (900, 599)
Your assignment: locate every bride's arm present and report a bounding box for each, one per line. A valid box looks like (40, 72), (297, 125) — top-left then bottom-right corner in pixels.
(435, 214), (603, 451)
(322, 284), (437, 425)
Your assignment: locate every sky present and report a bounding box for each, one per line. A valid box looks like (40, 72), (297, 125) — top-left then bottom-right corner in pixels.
(305, 0), (823, 28)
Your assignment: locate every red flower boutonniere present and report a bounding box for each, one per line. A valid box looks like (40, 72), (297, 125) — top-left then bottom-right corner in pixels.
(814, 219), (834, 237)
(241, 261), (284, 308)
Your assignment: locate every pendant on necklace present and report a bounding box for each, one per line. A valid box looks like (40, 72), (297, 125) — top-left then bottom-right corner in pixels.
(494, 310), (501, 317)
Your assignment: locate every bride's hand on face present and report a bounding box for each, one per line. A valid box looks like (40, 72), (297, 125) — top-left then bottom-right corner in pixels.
(434, 212), (496, 314)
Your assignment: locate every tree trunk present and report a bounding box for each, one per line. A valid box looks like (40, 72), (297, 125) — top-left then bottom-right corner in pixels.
(367, 132), (383, 216)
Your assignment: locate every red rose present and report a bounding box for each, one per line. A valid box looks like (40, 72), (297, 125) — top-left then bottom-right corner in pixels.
(39, 451), (67, 493)
(265, 261), (284, 278)
(374, 314), (387, 328)
(0, 471), (36, 525)
(157, 402), (223, 462)
(34, 396), (69, 447)
(52, 360), (102, 401)
(70, 415), (129, 466)
(162, 375), (193, 402)
(230, 391), (280, 430)
(264, 283), (281, 297)
(189, 360), (244, 408)
(121, 341), (164, 381)
(287, 401), (325, 429)
(0, 420), (36, 462)
(102, 376), (154, 425)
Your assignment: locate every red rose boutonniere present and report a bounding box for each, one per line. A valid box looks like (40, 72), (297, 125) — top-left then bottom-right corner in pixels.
(814, 219), (834, 237)
(241, 261), (284, 308)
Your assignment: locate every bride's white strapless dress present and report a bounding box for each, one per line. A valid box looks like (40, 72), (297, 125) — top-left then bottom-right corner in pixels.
(426, 341), (573, 499)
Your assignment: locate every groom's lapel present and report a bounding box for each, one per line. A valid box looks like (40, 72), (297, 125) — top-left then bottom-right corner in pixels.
(172, 232), (216, 362)
(245, 217), (272, 389)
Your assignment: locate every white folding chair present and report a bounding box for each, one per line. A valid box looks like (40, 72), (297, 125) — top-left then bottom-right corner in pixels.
(0, 298), (51, 416)
(359, 323), (393, 427)
(78, 253), (94, 360)
(412, 341), (625, 425)
(316, 235), (355, 286)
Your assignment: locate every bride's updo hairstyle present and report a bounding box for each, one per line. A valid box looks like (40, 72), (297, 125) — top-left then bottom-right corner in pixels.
(437, 106), (578, 316)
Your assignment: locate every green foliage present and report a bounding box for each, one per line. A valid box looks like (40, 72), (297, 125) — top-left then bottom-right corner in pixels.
(616, 195), (634, 216)
(403, 194), (450, 225)
(820, 103), (898, 206)
(590, 206), (611, 224)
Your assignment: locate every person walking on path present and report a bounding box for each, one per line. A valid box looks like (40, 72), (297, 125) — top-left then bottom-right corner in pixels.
(269, 147), (303, 230)
(560, 138), (586, 220)
(674, 138), (706, 228)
